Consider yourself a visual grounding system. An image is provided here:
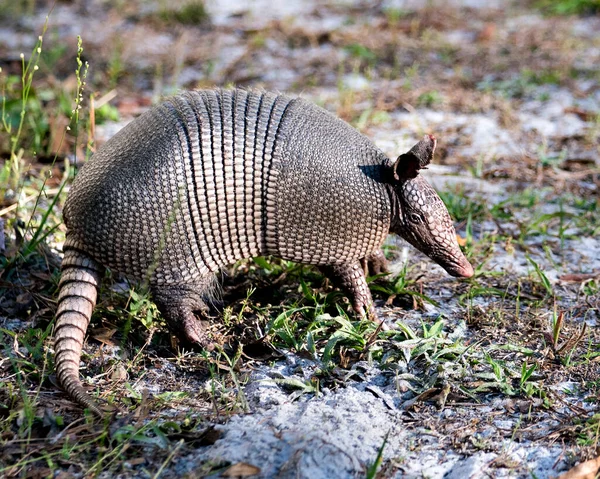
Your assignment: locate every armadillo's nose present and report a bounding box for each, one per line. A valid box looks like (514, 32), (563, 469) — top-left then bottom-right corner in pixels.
(457, 262), (474, 278)
(443, 256), (474, 278)
(447, 260), (474, 278)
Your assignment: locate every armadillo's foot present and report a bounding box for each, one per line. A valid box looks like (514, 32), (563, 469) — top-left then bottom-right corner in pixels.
(360, 249), (389, 277)
(320, 260), (389, 331)
(151, 286), (215, 349)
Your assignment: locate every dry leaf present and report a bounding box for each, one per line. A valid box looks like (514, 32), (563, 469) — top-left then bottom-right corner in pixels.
(48, 113), (71, 156)
(564, 107), (595, 122)
(559, 272), (599, 282)
(557, 456), (600, 479)
(402, 386), (440, 411)
(91, 327), (118, 345)
(478, 22), (496, 42)
(16, 292), (33, 306)
(111, 363), (128, 381)
(221, 462), (261, 477)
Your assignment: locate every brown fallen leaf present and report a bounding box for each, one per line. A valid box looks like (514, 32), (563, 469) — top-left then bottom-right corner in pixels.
(126, 457), (146, 466)
(401, 386), (441, 411)
(456, 234), (467, 247)
(477, 22), (496, 42)
(564, 106), (596, 122)
(90, 327), (118, 346)
(111, 363), (128, 381)
(15, 292), (33, 307)
(221, 462), (261, 477)
(557, 456), (600, 479)
(48, 113), (71, 157)
(24, 466), (53, 479)
(430, 382), (451, 409)
(559, 272), (599, 282)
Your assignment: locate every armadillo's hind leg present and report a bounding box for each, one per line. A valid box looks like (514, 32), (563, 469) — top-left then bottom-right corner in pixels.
(151, 279), (216, 349)
(320, 260), (390, 331)
(54, 249), (105, 416)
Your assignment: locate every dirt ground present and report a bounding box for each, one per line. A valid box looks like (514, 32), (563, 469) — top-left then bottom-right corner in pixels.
(1, 1), (599, 478)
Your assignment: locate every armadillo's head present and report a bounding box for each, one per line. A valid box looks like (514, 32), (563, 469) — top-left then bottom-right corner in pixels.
(389, 135), (474, 278)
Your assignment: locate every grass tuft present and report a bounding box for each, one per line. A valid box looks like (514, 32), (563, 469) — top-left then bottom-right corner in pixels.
(535, 0), (600, 15)
(157, 0), (209, 25)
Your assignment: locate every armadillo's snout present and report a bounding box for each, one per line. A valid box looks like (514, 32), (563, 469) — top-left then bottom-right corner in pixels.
(451, 262), (474, 278)
(445, 258), (474, 278)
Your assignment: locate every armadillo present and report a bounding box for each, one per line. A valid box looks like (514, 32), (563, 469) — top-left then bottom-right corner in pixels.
(54, 89), (473, 415)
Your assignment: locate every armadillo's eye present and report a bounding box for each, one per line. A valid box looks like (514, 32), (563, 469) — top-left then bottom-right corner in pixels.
(408, 213), (423, 224)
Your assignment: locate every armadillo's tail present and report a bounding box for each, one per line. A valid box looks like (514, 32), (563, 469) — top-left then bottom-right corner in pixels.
(54, 248), (105, 417)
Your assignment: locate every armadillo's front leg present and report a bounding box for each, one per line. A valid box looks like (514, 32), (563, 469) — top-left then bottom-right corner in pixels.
(151, 282), (215, 349)
(360, 249), (389, 277)
(320, 260), (389, 331)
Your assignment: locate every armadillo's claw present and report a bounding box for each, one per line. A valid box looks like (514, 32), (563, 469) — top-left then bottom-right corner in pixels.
(164, 308), (214, 350)
(320, 260), (393, 331)
(181, 316), (215, 351)
(152, 285), (216, 350)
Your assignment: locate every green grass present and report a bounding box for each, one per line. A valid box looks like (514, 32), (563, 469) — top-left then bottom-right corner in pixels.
(155, 0), (209, 25)
(344, 43), (378, 69)
(366, 432), (389, 478)
(535, 0), (600, 15)
(477, 68), (566, 99)
(0, 0), (35, 21)
(417, 90), (443, 107)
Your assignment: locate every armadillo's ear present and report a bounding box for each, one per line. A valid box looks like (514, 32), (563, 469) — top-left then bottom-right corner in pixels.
(393, 134), (436, 180)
